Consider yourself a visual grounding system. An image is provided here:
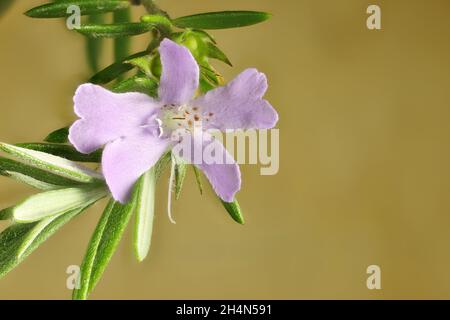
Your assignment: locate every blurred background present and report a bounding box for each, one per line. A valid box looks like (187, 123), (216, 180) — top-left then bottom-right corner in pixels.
(1, 0), (450, 299)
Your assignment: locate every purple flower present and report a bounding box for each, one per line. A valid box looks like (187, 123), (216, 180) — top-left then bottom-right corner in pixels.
(69, 39), (278, 205)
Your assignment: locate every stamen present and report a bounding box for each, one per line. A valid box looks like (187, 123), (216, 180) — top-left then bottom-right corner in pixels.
(155, 118), (163, 138)
(172, 117), (186, 120)
(167, 155), (177, 224)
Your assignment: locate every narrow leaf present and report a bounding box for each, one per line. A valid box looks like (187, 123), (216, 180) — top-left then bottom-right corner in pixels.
(16, 143), (101, 163)
(133, 168), (156, 262)
(0, 206), (85, 279)
(73, 197), (136, 300)
(199, 77), (216, 93)
(155, 152), (172, 180)
(0, 143), (103, 183)
(44, 126), (69, 143)
(132, 153), (170, 261)
(12, 186), (107, 223)
(174, 161), (187, 200)
(0, 156), (84, 188)
(76, 22), (155, 38)
(16, 213), (62, 258)
(90, 51), (148, 84)
(192, 165), (203, 195)
(125, 55), (153, 77)
(173, 11), (271, 30)
(221, 199), (245, 225)
(207, 42), (232, 66)
(25, 0), (130, 19)
(112, 76), (158, 96)
(0, 171), (57, 190)
(200, 64), (221, 86)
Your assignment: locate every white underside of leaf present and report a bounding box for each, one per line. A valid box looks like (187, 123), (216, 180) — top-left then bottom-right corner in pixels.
(13, 186), (107, 223)
(3, 171), (58, 190)
(0, 143), (103, 183)
(16, 214), (61, 258)
(134, 168), (156, 262)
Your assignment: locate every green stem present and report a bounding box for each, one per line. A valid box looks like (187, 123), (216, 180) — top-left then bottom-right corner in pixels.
(114, 9), (131, 62)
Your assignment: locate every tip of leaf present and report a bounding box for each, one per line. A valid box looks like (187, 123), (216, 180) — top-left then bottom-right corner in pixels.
(0, 207), (12, 220)
(0, 142), (9, 153)
(234, 216), (245, 225)
(23, 10), (32, 17)
(135, 253), (147, 263)
(257, 12), (272, 22)
(23, 8), (39, 18)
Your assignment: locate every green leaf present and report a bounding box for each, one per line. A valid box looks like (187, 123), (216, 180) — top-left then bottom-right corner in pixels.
(133, 168), (156, 262)
(16, 211), (69, 258)
(16, 143), (102, 163)
(25, 0), (130, 19)
(86, 14), (105, 73)
(125, 55), (153, 77)
(0, 156), (85, 188)
(173, 11), (271, 30)
(207, 42), (232, 66)
(154, 152), (171, 180)
(131, 152), (170, 262)
(0, 206), (85, 279)
(0, 207), (12, 220)
(0, 171), (58, 191)
(199, 77), (216, 93)
(90, 50), (148, 84)
(221, 199), (245, 225)
(12, 186), (107, 223)
(112, 75), (158, 96)
(192, 165), (203, 195)
(174, 160), (187, 200)
(200, 64), (220, 86)
(73, 198), (136, 300)
(76, 22), (155, 38)
(44, 127), (69, 143)
(0, 143), (103, 184)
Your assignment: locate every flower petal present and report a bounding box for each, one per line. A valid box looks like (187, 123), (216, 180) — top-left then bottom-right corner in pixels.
(176, 131), (241, 202)
(194, 68), (278, 130)
(158, 39), (199, 105)
(102, 129), (170, 203)
(69, 84), (161, 154)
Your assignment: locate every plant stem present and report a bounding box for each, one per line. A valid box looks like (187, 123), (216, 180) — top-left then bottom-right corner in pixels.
(141, 0), (170, 18)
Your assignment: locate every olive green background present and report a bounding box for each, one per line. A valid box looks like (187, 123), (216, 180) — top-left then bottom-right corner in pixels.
(1, 0), (450, 299)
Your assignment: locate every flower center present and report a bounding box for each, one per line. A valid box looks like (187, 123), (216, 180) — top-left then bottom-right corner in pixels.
(157, 104), (203, 138)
